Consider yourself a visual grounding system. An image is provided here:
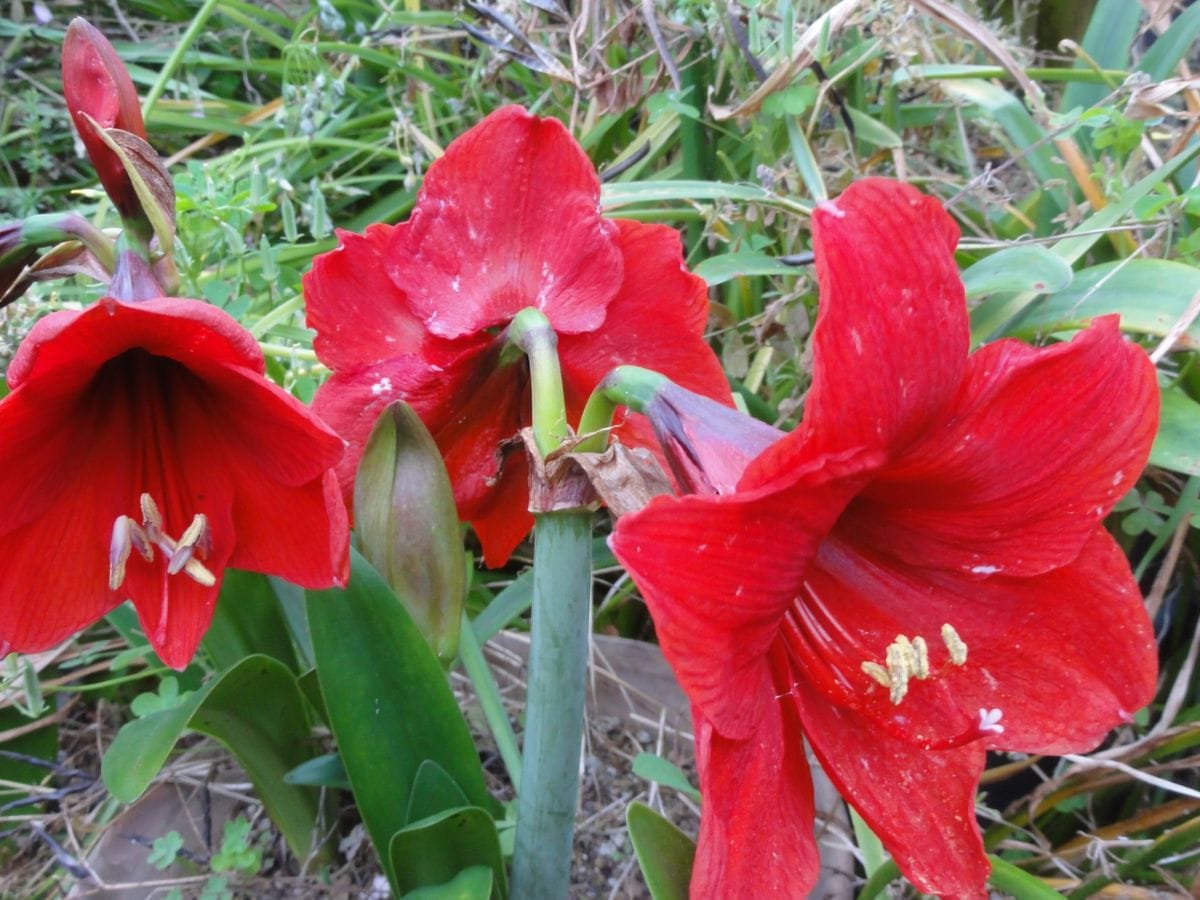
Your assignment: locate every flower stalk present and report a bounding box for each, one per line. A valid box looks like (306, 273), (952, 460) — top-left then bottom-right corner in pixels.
(506, 306), (593, 900)
(505, 307), (569, 456)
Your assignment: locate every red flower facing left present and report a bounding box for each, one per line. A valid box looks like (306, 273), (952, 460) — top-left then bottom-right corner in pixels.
(611, 178), (1160, 898)
(305, 105), (730, 567)
(0, 297), (349, 669)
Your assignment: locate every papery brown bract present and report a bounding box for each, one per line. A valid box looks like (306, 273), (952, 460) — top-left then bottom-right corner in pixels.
(0, 297), (350, 669)
(305, 106), (731, 567)
(611, 178), (1160, 899)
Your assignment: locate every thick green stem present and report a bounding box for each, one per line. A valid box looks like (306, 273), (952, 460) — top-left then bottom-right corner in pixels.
(506, 308), (568, 456)
(510, 509), (592, 900)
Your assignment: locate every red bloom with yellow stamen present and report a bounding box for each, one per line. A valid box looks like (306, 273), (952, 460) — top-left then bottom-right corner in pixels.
(0, 297), (349, 669)
(304, 105), (730, 567)
(611, 178), (1160, 898)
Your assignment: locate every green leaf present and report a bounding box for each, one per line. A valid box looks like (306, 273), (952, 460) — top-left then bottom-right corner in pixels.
(1138, 2), (1200, 80)
(401, 866), (493, 900)
(1062, 0), (1141, 113)
(284, 753), (351, 790)
(935, 80), (1063, 208)
(961, 245), (1073, 299)
(1151, 386), (1200, 477)
(406, 760), (471, 825)
(626, 802), (695, 900)
(148, 831), (183, 870)
(306, 551), (495, 892)
(202, 570), (299, 673)
(693, 252), (802, 286)
(600, 180), (809, 214)
(632, 753), (701, 802)
(845, 107), (903, 150)
(389, 807), (507, 898)
(971, 144), (1200, 340)
(101, 655), (327, 863)
(1004, 259), (1200, 348)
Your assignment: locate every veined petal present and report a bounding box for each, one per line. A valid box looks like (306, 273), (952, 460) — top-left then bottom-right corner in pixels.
(690, 691), (819, 898)
(8, 298), (264, 392)
(810, 530), (1156, 754)
(798, 178), (968, 459)
(464, 452), (534, 569)
(388, 106), (622, 339)
(304, 224), (431, 369)
(848, 317), (1159, 577)
(559, 219), (732, 449)
(610, 448), (875, 740)
(794, 677), (991, 899)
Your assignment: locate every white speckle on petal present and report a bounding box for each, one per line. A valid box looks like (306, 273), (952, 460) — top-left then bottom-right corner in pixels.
(451, 276), (461, 293)
(370, 377), (393, 396)
(971, 564), (1000, 575)
(850, 328), (863, 355)
(978, 708), (1005, 734)
(817, 199), (846, 219)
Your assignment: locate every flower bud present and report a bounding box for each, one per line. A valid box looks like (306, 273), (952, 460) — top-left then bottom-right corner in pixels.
(354, 401), (465, 662)
(602, 366), (785, 495)
(62, 18), (148, 222)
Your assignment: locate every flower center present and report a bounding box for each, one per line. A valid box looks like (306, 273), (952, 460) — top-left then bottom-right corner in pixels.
(859, 624), (968, 705)
(108, 492), (214, 591)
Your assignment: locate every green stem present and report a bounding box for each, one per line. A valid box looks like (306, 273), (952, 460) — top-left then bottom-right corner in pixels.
(510, 509), (593, 900)
(457, 611), (522, 792)
(506, 308), (568, 456)
(140, 0), (223, 118)
(16, 213), (117, 272)
(575, 365), (668, 453)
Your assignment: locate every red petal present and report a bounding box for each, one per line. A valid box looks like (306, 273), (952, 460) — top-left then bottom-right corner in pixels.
(796, 178), (968, 461)
(610, 449), (874, 740)
(465, 451), (534, 569)
(810, 529), (1157, 754)
(559, 218), (731, 447)
(794, 677), (991, 898)
(229, 469), (349, 589)
(690, 692), (819, 898)
(304, 224), (433, 369)
(8, 298), (264, 390)
(846, 317), (1158, 577)
(387, 106), (622, 339)
(0, 388), (130, 654)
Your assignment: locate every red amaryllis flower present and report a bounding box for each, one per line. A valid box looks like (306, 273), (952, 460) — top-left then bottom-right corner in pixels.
(62, 18), (148, 222)
(305, 105), (729, 567)
(610, 178), (1160, 898)
(0, 297), (349, 669)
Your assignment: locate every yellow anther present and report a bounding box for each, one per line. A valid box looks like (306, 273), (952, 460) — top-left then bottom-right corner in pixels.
(912, 636), (930, 680)
(139, 493), (163, 535)
(181, 557), (217, 587)
(941, 623), (968, 666)
(885, 642), (910, 704)
(861, 661), (891, 688)
(863, 631), (943, 705)
(110, 496), (217, 590)
(177, 513), (208, 552)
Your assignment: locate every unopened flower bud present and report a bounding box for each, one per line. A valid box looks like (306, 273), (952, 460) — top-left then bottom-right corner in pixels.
(354, 400), (465, 662)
